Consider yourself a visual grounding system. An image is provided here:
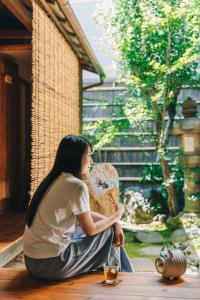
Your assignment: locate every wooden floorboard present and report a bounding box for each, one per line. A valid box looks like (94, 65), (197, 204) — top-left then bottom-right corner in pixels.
(0, 269), (199, 300)
(0, 212), (25, 251)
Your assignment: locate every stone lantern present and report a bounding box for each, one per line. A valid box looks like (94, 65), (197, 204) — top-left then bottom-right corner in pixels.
(171, 97), (200, 213)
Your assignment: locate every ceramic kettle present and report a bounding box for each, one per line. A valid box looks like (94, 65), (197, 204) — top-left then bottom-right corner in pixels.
(155, 245), (187, 280)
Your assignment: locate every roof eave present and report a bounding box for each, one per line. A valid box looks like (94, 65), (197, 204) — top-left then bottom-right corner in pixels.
(57, 0), (105, 80)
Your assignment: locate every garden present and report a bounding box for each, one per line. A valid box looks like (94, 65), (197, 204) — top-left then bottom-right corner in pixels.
(83, 0), (200, 274)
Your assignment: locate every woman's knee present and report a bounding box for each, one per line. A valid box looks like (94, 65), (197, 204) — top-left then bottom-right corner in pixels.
(98, 226), (114, 244)
(104, 226), (114, 237)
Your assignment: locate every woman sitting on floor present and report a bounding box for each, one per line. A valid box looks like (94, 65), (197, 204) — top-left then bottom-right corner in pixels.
(23, 135), (134, 280)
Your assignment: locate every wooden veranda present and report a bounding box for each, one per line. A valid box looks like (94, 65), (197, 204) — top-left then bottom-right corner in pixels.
(0, 270), (199, 299)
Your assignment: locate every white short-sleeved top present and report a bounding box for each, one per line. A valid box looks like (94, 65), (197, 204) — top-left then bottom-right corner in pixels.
(23, 173), (90, 259)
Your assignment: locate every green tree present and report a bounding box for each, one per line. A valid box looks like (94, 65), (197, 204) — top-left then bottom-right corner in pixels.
(92, 0), (200, 215)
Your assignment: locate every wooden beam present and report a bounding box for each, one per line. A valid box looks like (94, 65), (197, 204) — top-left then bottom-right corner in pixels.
(46, 0), (56, 3)
(1, 0), (32, 32)
(38, 0), (100, 75)
(0, 30), (31, 39)
(62, 26), (76, 37)
(100, 146), (179, 151)
(48, 2), (67, 22)
(119, 177), (143, 181)
(38, 0), (82, 60)
(20, 0), (32, 9)
(0, 44), (31, 52)
(58, 0), (104, 77)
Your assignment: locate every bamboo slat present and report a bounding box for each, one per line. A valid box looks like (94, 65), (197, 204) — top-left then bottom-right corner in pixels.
(31, 1), (80, 196)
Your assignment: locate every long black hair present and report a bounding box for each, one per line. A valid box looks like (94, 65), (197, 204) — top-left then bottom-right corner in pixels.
(25, 135), (92, 227)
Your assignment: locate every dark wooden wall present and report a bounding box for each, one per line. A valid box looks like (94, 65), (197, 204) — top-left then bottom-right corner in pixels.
(0, 57), (21, 211)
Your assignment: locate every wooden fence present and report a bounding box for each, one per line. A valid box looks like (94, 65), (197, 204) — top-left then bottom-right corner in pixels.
(83, 87), (200, 194)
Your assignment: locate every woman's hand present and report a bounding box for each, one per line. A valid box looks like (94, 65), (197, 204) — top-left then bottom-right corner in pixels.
(112, 200), (124, 220)
(77, 191), (124, 236)
(113, 222), (124, 247)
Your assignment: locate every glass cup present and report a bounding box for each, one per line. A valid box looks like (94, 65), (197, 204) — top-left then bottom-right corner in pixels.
(103, 263), (119, 284)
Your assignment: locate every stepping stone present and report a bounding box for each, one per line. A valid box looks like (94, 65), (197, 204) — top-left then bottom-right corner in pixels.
(135, 231), (164, 244)
(138, 246), (162, 256)
(131, 258), (156, 272)
(171, 229), (188, 243)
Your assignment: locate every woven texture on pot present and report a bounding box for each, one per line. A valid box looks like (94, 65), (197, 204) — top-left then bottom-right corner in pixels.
(31, 1), (80, 197)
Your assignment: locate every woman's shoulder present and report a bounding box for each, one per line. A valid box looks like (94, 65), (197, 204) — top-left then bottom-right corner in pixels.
(62, 173), (88, 191)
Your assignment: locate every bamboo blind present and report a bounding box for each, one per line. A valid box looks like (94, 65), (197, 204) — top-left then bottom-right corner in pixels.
(31, 1), (80, 196)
